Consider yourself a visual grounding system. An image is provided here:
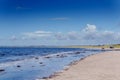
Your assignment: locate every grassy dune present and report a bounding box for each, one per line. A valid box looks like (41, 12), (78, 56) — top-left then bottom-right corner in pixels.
(64, 44), (120, 49)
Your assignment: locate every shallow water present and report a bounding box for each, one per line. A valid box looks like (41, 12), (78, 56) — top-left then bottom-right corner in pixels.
(0, 48), (85, 63)
(0, 48), (104, 80)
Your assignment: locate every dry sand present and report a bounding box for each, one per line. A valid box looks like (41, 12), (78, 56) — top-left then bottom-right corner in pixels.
(45, 51), (120, 80)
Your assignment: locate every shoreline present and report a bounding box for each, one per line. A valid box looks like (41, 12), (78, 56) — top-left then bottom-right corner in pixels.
(41, 51), (120, 80)
(38, 50), (103, 80)
(1, 48), (101, 80)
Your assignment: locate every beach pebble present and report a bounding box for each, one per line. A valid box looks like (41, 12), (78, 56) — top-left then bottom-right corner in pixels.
(80, 58), (84, 60)
(48, 74), (58, 79)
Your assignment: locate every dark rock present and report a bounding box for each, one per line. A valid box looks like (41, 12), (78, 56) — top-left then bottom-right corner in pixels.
(35, 57), (39, 59)
(75, 51), (81, 54)
(0, 69), (5, 72)
(110, 46), (114, 49)
(0, 54), (5, 56)
(56, 54), (60, 56)
(102, 47), (104, 49)
(44, 56), (51, 58)
(39, 62), (43, 64)
(59, 54), (67, 58)
(17, 65), (21, 68)
(56, 54), (67, 58)
(42, 77), (48, 79)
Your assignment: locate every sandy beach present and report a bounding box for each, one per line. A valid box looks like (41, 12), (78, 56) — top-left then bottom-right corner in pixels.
(45, 51), (120, 80)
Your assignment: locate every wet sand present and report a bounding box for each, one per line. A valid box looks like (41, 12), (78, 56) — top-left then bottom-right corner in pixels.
(45, 51), (120, 80)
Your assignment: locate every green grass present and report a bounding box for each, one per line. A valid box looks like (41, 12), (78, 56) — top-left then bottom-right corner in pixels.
(112, 44), (120, 48)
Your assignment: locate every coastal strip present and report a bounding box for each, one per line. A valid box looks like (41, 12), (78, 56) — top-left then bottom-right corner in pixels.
(41, 51), (120, 80)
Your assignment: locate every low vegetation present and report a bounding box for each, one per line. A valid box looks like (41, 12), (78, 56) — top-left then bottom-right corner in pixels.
(64, 44), (120, 49)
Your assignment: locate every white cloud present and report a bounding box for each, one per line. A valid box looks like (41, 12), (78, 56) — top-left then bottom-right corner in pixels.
(51, 17), (68, 20)
(16, 6), (31, 10)
(10, 35), (17, 40)
(83, 24), (97, 33)
(54, 31), (80, 40)
(67, 31), (80, 40)
(23, 30), (52, 39)
(54, 32), (68, 40)
(19, 24), (120, 45)
(101, 31), (115, 39)
(34, 31), (52, 34)
(116, 32), (120, 40)
(82, 24), (98, 40)
(81, 24), (120, 44)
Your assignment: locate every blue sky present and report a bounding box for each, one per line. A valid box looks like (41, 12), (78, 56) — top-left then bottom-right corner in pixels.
(0, 0), (120, 46)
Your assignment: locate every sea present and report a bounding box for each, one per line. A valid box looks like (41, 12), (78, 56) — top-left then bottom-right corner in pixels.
(0, 47), (104, 80)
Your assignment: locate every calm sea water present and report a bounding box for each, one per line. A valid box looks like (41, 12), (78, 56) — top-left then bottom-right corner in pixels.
(0, 47), (104, 80)
(0, 47), (86, 63)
